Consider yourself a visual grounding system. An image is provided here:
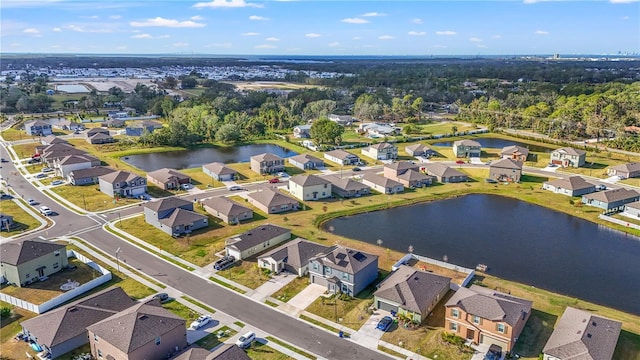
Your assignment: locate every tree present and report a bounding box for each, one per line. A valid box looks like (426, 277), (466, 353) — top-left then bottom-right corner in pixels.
(215, 123), (242, 143)
(163, 76), (178, 89)
(310, 117), (344, 145)
(181, 77), (198, 89)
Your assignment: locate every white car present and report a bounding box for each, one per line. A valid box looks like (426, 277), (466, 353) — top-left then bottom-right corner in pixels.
(235, 331), (256, 349)
(181, 183), (191, 190)
(190, 315), (212, 330)
(27, 199), (38, 205)
(39, 206), (52, 216)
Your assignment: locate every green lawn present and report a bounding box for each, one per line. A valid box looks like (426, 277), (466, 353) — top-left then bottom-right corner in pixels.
(51, 184), (140, 211)
(271, 276), (310, 303)
(0, 200), (42, 235)
(304, 293), (374, 331)
(215, 260), (272, 290)
(12, 142), (40, 159)
(0, 128), (28, 141)
(162, 299), (204, 324)
(193, 326), (237, 350)
(181, 167), (226, 189)
(246, 341), (294, 360)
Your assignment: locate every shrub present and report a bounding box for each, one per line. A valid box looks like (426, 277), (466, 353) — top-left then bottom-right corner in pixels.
(0, 307), (11, 318)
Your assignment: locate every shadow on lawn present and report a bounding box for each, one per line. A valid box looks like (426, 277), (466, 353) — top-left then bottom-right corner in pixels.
(512, 309), (557, 358)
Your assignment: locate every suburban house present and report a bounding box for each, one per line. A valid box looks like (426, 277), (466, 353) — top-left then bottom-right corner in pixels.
(288, 174), (332, 201)
(396, 170), (435, 188)
(489, 158), (523, 182)
(329, 114), (355, 126)
(40, 135), (69, 146)
(143, 197), (207, 236)
(326, 175), (371, 198)
(24, 120), (53, 136)
(581, 188), (640, 213)
(622, 200), (640, 219)
(362, 173), (404, 194)
(550, 147), (587, 168)
(422, 163), (468, 183)
(87, 299), (187, 360)
(202, 162), (237, 181)
(405, 143), (435, 157)
(102, 119), (126, 128)
(288, 154), (325, 170)
(542, 307), (621, 360)
(374, 265), (451, 324)
(40, 143), (88, 166)
(359, 123), (400, 138)
(146, 168), (191, 190)
(606, 162), (640, 179)
(85, 128), (114, 144)
(445, 285), (533, 353)
(174, 344), (250, 360)
(324, 149), (360, 166)
(225, 224), (291, 260)
(202, 197), (253, 224)
(361, 142), (398, 161)
(0, 239), (68, 287)
(308, 245), (379, 296)
(383, 162), (419, 178)
(20, 287), (136, 359)
(542, 176), (596, 197)
(124, 120), (163, 137)
(247, 189), (299, 214)
(68, 166), (116, 186)
(53, 154), (101, 178)
(500, 145), (529, 162)
(250, 153), (285, 175)
(452, 139), (482, 158)
(293, 124), (312, 138)
(258, 237), (332, 276)
(0, 213), (15, 231)
(98, 170), (147, 198)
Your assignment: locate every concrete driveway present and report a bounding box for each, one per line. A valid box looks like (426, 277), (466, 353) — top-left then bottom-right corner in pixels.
(288, 283), (326, 310)
(351, 311), (389, 348)
(249, 272), (297, 301)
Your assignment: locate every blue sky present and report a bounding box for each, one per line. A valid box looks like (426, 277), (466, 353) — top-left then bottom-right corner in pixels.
(1, 0), (638, 56)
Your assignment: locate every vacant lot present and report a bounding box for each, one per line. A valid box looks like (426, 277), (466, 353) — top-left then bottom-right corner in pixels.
(52, 184), (140, 212)
(0, 200), (42, 235)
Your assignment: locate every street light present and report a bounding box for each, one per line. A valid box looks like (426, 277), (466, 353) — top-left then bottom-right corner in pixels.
(115, 247), (121, 272)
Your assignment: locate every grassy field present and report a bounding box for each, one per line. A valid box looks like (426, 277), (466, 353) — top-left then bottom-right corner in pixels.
(246, 341), (294, 360)
(51, 184), (140, 211)
(0, 199), (42, 235)
(271, 276), (310, 303)
(162, 299), (204, 325)
(12, 142), (40, 159)
(216, 260), (272, 289)
(194, 326), (237, 350)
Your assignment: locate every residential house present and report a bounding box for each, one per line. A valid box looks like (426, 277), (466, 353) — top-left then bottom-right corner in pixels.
(542, 176), (596, 197)
(329, 114), (355, 126)
(324, 149), (360, 166)
(581, 188), (640, 213)
(68, 166), (116, 186)
(362, 173), (404, 194)
(125, 120), (163, 137)
(622, 201), (640, 219)
(359, 123), (400, 138)
(20, 287), (136, 359)
(40, 135), (69, 146)
(308, 245), (379, 296)
(225, 224), (291, 260)
(85, 128), (114, 144)
(293, 124), (312, 138)
(250, 153), (285, 175)
(40, 143), (87, 166)
(0, 239), (68, 287)
(288, 174), (332, 201)
(247, 189), (299, 214)
(374, 265), (451, 323)
(326, 175), (371, 198)
(361, 142), (398, 161)
(202, 162), (237, 181)
(500, 145), (529, 162)
(144, 197), (207, 236)
(98, 170), (147, 198)
(173, 344), (250, 360)
(258, 237), (332, 276)
(550, 147), (587, 168)
(288, 154), (324, 170)
(202, 197), (253, 224)
(24, 120), (53, 136)
(422, 163), (468, 183)
(53, 154), (101, 178)
(445, 285), (533, 353)
(383, 162), (419, 178)
(396, 169), (435, 188)
(0, 214), (15, 231)
(542, 307), (621, 360)
(489, 158), (523, 182)
(452, 139), (482, 158)
(146, 168), (191, 190)
(405, 143), (435, 157)
(87, 300), (187, 360)
(606, 163), (640, 179)
(102, 119), (126, 128)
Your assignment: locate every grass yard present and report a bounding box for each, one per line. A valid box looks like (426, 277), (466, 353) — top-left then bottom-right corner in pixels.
(555, 149), (640, 179)
(0, 128), (29, 141)
(162, 299), (204, 324)
(181, 167), (226, 189)
(0, 200), (42, 235)
(12, 142), (40, 159)
(193, 326), (237, 350)
(51, 184), (140, 211)
(246, 341), (294, 360)
(271, 276), (310, 303)
(215, 260), (272, 290)
(304, 288), (378, 331)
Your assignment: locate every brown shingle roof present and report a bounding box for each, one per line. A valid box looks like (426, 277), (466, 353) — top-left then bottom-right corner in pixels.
(247, 189), (298, 208)
(362, 173), (403, 188)
(324, 149), (357, 160)
(251, 153), (283, 162)
(608, 162), (640, 173)
(202, 197), (252, 218)
(226, 224), (291, 252)
(544, 176), (594, 191)
(147, 168), (190, 183)
(289, 154), (323, 165)
(1, 239), (66, 266)
(374, 265), (451, 314)
(325, 176), (370, 192)
(446, 285), (532, 327)
(453, 139), (481, 147)
(489, 158), (523, 170)
(160, 208), (207, 228)
(69, 166), (116, 179)
(289, 174), (331, 187)
(384, 162), (418, 172)
(369, 142), (395, 150)
(207, 344), (251, 360)
(203, 162), (237, 176)
(99, 170), (143, 184)
(500, 145), (529, 157)
(582, 188), (640, 203)
(422, 163), (466, 178)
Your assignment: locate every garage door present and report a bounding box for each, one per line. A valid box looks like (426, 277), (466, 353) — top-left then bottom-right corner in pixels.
(377, 300), (397, 313)
(479, 333), (508, 352)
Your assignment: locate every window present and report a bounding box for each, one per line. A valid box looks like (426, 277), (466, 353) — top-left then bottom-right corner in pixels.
(324, 266), (332, 274)
(473, 316), (481, 325)
(53, 263), (59, 269)
(497, 323), (505, 334)
(342, 272), (349, 280)
(94, 334), (99, 342)
(97, 349), (103, 358)
(451, 309), (459, 318)
(312, 263), (318, 270)
(26, 273), (30, 278)
(155, 336), (161, 345)
(450, 322), (458, 331)
(54, 250), (60, 256)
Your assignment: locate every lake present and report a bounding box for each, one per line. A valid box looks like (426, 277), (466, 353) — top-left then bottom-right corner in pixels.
(122, 144), (298, 171)
(325, 194), (640, 314)
(431, 137), (554, 153)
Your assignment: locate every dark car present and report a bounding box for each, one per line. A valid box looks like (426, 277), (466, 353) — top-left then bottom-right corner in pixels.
(376, 316), (393, 332)
(152, 293), (170, 303)
(352, 167), (361, 172)
(455, 160), (465, 164)
(214, 255), (235, 271)
(1, 194), (13, 200)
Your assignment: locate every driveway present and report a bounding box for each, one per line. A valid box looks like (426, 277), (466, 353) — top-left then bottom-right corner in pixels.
(469, 157), (484, 165)
(351, 311), (390, 348)
(287, 283), (326, 310)
(603, 175), (621, 184)
(249, 272), (297, 301)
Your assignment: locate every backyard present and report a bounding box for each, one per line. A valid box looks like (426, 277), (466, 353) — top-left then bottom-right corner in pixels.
(0, 199), (42, 236)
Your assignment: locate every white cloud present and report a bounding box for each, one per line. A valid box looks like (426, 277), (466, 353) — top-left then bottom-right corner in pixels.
(469, 37), (483, 42)
(81, 15), (99, 19)
(205, 42), (232, 48)
(408, 31), (426, 36)
(255, 44), (276, 49)
(411, 18), (423, 24)
(492, 34), (502, 39)
(435, 30), (456, 36)
(62, 24), (113, 33)
(622, 16), (630, 19)
(249, 15), (269, 21)
(341, 17), (369, 24)
(535, 30), (549, 35)
(352, 36), (360, 40)
(132, 33), (153, 39)
(305, 33), (322, 38)
(241, 32), (260, 36)
(193, 0), (262, 8)
(265, 37), (280, 41)
(378, 35), (395, 40)
(609, 0), (639, 3)
(130, 17), (206, 28)
(173, 42), (189, 47)
(361, 12), (386, 17)
(23, 28), (40, 34)
(109, 15), (122, 20)
(476, 44), (488, 48)
(191, 15), (204, 20)
(328, 41), (340, 47)
(52, 27), (62, 32)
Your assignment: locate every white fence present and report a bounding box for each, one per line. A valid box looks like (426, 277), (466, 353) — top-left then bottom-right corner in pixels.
(392, 253), (475, 291)
(0, 250), (111, 314)
(598, 214), (640, 231)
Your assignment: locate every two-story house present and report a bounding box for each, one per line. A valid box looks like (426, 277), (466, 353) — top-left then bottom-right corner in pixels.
(98, 170), (147, 198)
(500, 145), (529, 162)
(202, 197), (253, 225)
(143, 197), (207, 236)
(542, 176), (596, 197)
(250, 153), (285, 175)
(1, 239), (68, 287)
(308, 245), (379, 296)
(445, 285), (532, 353)
(293, 124), (312, 138)
(452, 139), (482, 158)
(550, 147), (586, 168)
(24, 120), (53, 136)
(288, 174), (332, 201)
(489, 158), (523, 182)
(361, 143), (398, 161)
(422, 163), (468, 183)
(85, 128), (114, 144)
(258, 238), (332, 276)
(53, 154), (101, 178)
(383, 162), (434, 188)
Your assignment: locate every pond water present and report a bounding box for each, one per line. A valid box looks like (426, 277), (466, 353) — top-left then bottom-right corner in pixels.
(431, 137), (553, 153)
(122, 144), (298, 171)
(325, 194), (640, 314)
(56, 84), (90, 93)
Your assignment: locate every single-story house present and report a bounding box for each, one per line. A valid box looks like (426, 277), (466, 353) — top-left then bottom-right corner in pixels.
(550, 147), (587, 168)
(24, 120), (53, 136)
(225, 224), (291, 260)
(146, 168), (191, 190)
(308, 245), (379, 296)
(202, 162), (237, 181)
(452, 139), (481, 158)
(288, 174), (332, 201)
(489, 158), (523, 182)
(542, 176), (596, 197)
(247, 189), (299, 214)
(40, 135), (69, 146)
(53, 154), (101, 178)
(293, 124), (312, 138)
(362, 173), (404, 194)
(622, 201), (640, 219)
(85, 128), (114, 144)
(1, 240), (68, 287)
(422, 163), (468, 183)
(202, 197), (253, 224)
(144, 197), (207, 236)
(124, 120), (163, 137)
(581, 188), (640, 213)
(288, 154), (324, 170)
(500, 145), (529, 162)
(250, 153), (285, 175)
(67, 166), (116, 186)
(542, 307), (621, 360)
(326, 175), (371, 198)
(374, 265), (451, 323)
(383, 162), (419, 178)
(258, 237), (332, 276)
(98, 170), (147, 198)
(324, 149), (360, 166)
(405, 143), (435, 157)
(395, 169), (435, 188)
(361, 142), (398, 161)
(606, 163), (640, 179)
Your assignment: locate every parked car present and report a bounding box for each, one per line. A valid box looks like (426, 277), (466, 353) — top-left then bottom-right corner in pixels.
(42, 167), (53, 173)
(39, 206), (52, 216)
(547, 163), (557, 167)
(51, 180), (64, 185)
(152, 293), (170, 303)
(235, 331), (256, 349)
(277, 172), (289, 177)
(0, 158), (8, 162)
(27, 199), (38, 205)
(0, 194), (13, 200)
(617, 175), (625, 180)
(352, 167), (361, 172)
(181, 183), (191, 190)
(269, 178), (279, 183)
(190, 315), (212, 330)
(376, 316), (393, 332)
(228, 185), (243, 191)
(596, 184), (607, 191)
(35, 173), (47, 178)
(455, 160), (465, 164)
(214, 255), (235, 271)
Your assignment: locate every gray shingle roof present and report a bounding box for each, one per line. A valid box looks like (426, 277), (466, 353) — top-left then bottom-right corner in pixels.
(202, 197), (252, 218)
(203, 162), (237, 176)
(554, 147), (587, 156)
(446, 285), (532, 327)
(289, 154), (323, 165)
(173, 347), (212, 360)
(147, 168), (190, 183)
(258, 238), (332, 270)
(384, 162), (418, 172)
(311, 245), (378, 275)
(226, 224), (291, 252)
(490, 158), (523, 170)
(160, 208), (207, 228)
(144, 196), (192, 213)
(582, 188), (640, 203)
(544, 176), (595, 191)
(609, 162), (640, 173)
(543, 307), (621, 360)
(397, 169), (434, 182)
(247, 189), (298, 208)
(1, 239), (66, 266)
(374, 265), (450, 314)
(207, 344), (251, 360)
(324, 149), (357, 160)
(369, 142), (395, 150)
(58, 154), (99, 166)
(405, 143), (429, 153)
(453, 139), (481, 147)
(69, 166), (116, 179)
(422, 163), (466, 178)
(289, 174), (331, 187)
(363, 173), (403, 188)
(99, 170), (143, 184)
(326, 176), (370, 192)
(251, 153), (283, 162)
(500, 145), (529, 157)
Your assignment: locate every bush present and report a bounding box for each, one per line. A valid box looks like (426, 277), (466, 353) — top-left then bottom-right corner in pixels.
(0, 307), (11, 318)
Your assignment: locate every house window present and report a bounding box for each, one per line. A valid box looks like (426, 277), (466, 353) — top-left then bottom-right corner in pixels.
(312, 263), (318, 270)
(324, 266), (331, 274)
(94, 334), (99, 342)
(155, 336), (161, 345)
(97, 349), (103, 358)
(53, 263), (59, 269)
(473, 316), (481, 325)
(342, 272), (349, 280)
(451, 309), (459, 318)
(497, 324), (505, 333)
(26, 273), (30, 278)
(450, 322), (458, 331)
(54, 250), (60, 256)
